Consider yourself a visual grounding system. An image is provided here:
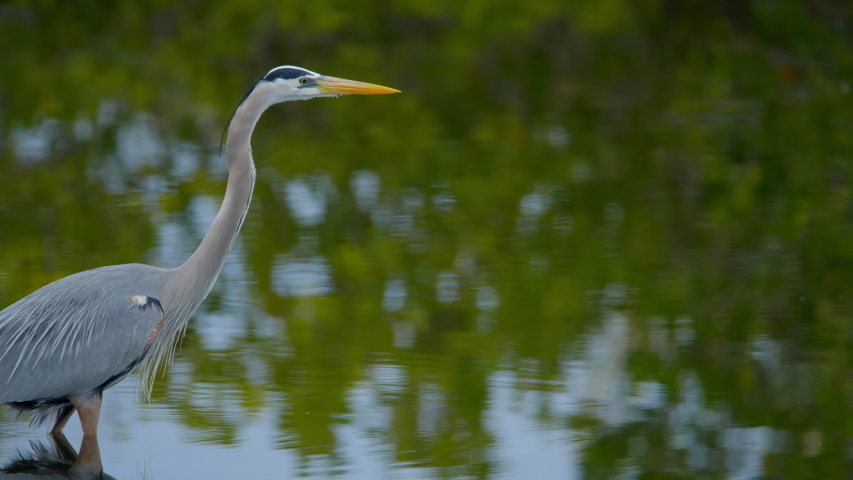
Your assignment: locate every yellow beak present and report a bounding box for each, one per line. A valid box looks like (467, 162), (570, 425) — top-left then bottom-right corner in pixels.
(316, 76), (401, 95)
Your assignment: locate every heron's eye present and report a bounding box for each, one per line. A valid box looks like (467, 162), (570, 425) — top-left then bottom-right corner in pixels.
(299, 77), (309, 85)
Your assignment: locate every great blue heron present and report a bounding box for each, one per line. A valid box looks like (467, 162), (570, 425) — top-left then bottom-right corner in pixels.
(0, 66), (399, 436)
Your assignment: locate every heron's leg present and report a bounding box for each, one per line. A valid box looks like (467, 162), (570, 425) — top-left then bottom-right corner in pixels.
(69, 434), (103, 478)
(50, 403), (76, 435)
(69, 390), (102, 436)
(48, 430), (78, 463)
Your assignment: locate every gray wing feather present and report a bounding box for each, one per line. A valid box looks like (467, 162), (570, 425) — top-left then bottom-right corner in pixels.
(0, 265), (164, 403)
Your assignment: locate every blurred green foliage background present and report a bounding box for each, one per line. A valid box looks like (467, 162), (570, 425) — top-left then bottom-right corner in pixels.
(2, 0), (853, 477)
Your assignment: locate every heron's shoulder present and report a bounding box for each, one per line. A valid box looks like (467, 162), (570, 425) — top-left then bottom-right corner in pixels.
(0, 264), (168, 316)
(70, 263), (166, 279)
(45, 263), (165, 283)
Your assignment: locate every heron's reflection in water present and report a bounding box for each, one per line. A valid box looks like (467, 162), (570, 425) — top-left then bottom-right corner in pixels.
(0, 434), (114, 479)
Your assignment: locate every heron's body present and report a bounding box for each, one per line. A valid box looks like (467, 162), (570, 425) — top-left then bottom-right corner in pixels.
(0, 264), (166, 403)
(0, 66), (398, 436)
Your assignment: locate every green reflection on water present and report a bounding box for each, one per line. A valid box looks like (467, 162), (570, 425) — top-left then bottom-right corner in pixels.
(2, 1), (853, 478)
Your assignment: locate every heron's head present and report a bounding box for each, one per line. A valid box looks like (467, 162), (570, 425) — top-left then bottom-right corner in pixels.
(219, 65), (399, 154)
(257, 65), (400, 104)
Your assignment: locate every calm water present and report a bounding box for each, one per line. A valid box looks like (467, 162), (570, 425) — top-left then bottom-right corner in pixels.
(2, 2), (853, 478)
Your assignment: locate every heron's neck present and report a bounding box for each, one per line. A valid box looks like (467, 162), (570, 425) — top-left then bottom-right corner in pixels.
(170, 87), (272, 305)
